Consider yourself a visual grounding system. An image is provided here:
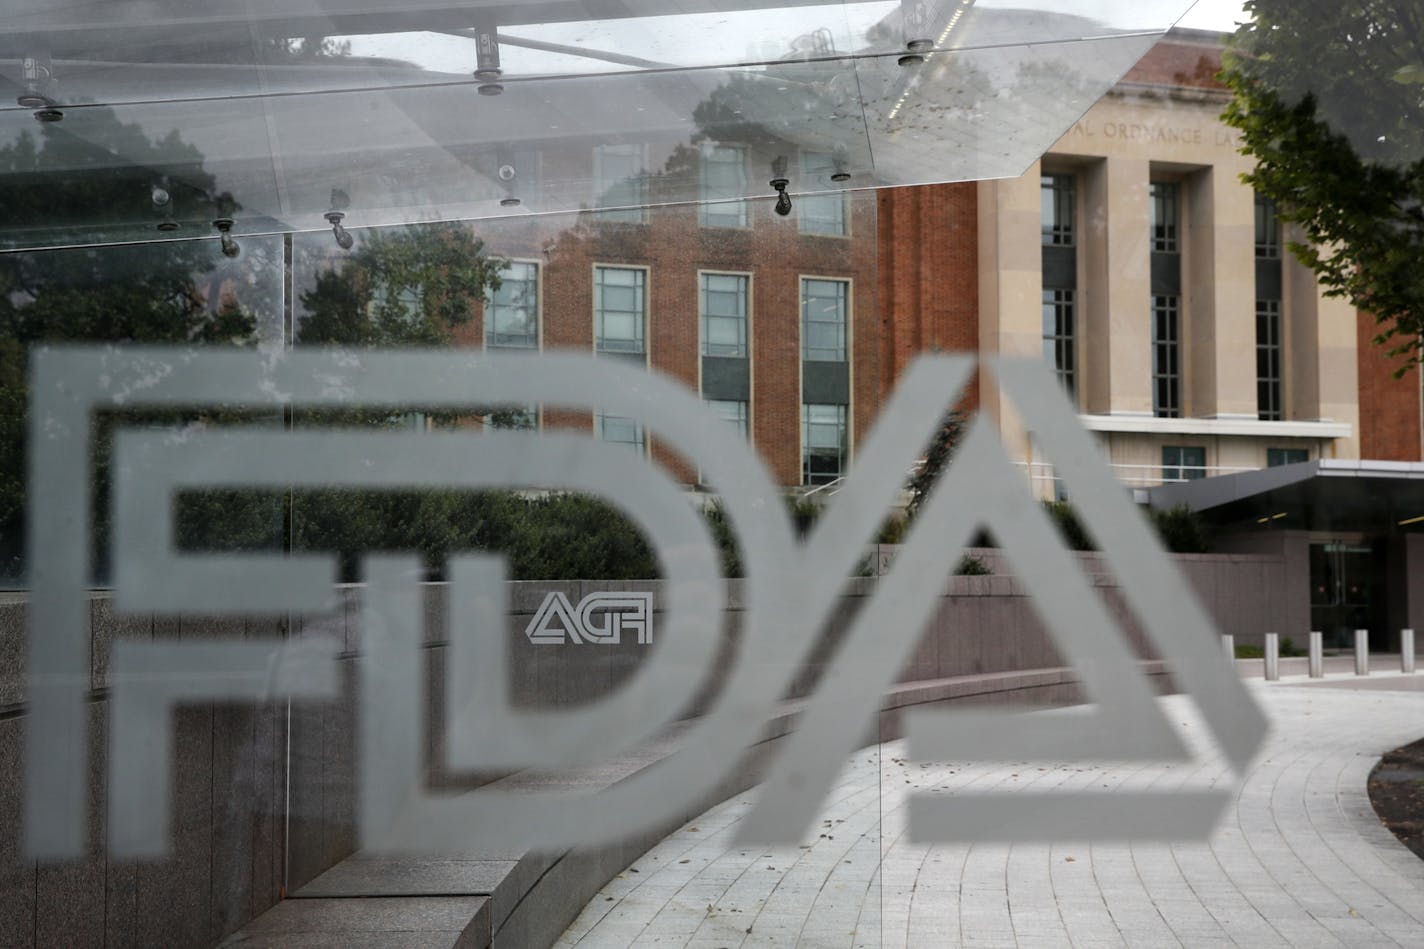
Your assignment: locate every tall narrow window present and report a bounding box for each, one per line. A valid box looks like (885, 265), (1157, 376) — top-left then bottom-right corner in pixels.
(486, 261), (538, 349)
(1255, 193), (1284, 420)
(1150, 181), (1179, 252)
(802, 403), (847, 485)
(700, 273), (748, 357)
(1257, 299), (1282, 421)
(594, 266), (646, 354)
(1153, 294), (1180, 418)
(594, 144), (646, 223)
(1042, 289), (1076, 394)
(1041, 174), (1075, 245)
(596, 413), (645, 453)
(802, 278), (848, 362)
(800, 151), (848, 236)
(706, 398), (749, 439)
(1162, 445), (1205, 482)
(1255, 192), (1281, 258)
(700, 145), (748, 228)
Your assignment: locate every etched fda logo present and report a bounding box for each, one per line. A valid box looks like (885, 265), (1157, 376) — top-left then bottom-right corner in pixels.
(23, 347), (1266, 861)
(525, 592), (653, 645)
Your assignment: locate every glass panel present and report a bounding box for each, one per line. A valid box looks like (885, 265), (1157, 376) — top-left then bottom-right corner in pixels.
(488, 260), (540, 348)
(802, 277), (849, 362)
(800, 150), (849, 235)
(0, 9), (1191, 252)
(1041, 173), (1075, 245)
(1150, 180), (1179, 252)
(595, 266), (646, 353)
(701, 272), (749, 357)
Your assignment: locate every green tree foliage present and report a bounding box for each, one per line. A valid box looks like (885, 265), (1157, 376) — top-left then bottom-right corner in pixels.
(1147, 504), (1213, 554)
(1222, 1), (1424, 368)
(296, 223), (505, 348)
(905, 408), (967, 521)
(0, 112), (266, 580)
(1043, 500), (1096, 551)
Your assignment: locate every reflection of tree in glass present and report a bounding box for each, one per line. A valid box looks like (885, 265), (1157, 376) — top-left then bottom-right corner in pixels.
(296, 223), (506, 348)
(0, 109), (267, 581)
(0, 107), (240, 248)
(1223, 0), (1424, 367)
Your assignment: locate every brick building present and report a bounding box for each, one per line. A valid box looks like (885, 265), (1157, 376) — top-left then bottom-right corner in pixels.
(410, 28), (1420, 501)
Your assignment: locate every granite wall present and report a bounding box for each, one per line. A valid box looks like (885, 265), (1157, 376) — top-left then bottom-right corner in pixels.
(0, 547), (1285, 947)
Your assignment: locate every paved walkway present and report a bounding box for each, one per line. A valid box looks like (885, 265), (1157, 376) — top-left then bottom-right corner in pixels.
(557, 675), (1424, 948)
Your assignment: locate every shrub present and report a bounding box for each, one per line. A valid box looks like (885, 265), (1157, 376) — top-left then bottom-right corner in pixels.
(954, 553), (992, 576)
(785, 494), (822, 538)
(1148, 504), (1212, 553)
(877, 514), (907, 545)
(702, 501), (744, 578)
(1043, 500), (1095, 551)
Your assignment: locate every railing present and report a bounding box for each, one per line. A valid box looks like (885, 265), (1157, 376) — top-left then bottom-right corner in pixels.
(1019, 460), (1265, 490)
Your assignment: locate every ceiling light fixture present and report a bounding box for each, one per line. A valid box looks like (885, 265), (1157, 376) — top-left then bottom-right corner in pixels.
(19, 52), (63, 121)
(212, 218), (240, 258)
(770, 155), (792, 217)
(325, 189), (354, 249)
(474, 17), (504, 95)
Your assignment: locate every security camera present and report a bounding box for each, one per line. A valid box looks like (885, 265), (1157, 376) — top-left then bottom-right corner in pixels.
(498, 164), (517, 182)
(151, 186), (170, 208)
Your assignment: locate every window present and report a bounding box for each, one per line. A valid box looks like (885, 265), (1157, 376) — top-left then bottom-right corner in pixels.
(596, 413), (645, 453)
(1041, 174), (1075, 245)
(1152, 294), (1180, 418)
(1255, 192), (1280, 258)
(1268, 447), (1309, 467)
(486, 261), (538, 349)
(700, 146), (747, 228)
(800, 152), (848, 236)
(802, 278), (848, 362)
(706, 399), (749, 439)
(700, 273), (748, 357)
(1162, 445), (1205, 482)
(1042, 289), (1076, 395)
(802, 403), (847, 485)
(594, 144), (646, 223)
(595, 266), (646, 355)
(1257, 300), (1282, 421)
(1150, 181), (1179, 252)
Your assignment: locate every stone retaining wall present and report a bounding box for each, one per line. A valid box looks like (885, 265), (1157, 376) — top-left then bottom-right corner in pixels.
(0, 546), (1282, 947)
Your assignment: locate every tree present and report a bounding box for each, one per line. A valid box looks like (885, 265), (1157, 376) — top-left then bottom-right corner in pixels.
(296, 223), (506, 347)
(1222, 0), (1424, 369)
(904, 407), (967, 521)
(0, 110), (267, 580)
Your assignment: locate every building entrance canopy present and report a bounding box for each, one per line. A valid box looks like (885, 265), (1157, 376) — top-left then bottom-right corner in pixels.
(1151, 460), (1424, 534)
(1, 0), (1194, 250)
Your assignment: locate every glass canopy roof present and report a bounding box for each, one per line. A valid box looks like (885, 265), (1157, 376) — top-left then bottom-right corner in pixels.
(0, 1), (1198, 249)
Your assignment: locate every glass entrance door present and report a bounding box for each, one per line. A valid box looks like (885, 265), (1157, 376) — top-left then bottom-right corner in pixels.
(1310, 539), (1385, 649)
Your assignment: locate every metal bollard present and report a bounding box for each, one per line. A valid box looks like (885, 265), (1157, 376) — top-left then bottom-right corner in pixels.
(1355, 629), (1369, 676)
(1222, 634), (1235, 662)
(1264, 632), (1279, 681)
(1309, 631), (1323, 678)
(1403, 628), (1416, 674)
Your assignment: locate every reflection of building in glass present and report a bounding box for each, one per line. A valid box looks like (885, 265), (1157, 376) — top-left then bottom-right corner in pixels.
(463, 167), (876, 488)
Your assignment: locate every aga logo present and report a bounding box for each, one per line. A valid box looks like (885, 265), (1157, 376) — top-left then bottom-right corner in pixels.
(525, 592), (653, 645)
(23, 347), (1266, 860)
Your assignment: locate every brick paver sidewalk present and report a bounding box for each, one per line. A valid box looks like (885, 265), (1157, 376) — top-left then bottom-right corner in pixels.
(557, 677), (1424, 948)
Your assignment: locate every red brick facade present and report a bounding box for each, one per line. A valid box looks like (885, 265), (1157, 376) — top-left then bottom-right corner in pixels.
(1356, 310), (1423, 461)
(876, 184), (980, 410)
(1120, 32), (1227, 90)
(468, 191), (878, 487)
